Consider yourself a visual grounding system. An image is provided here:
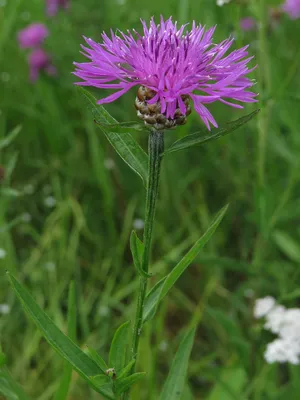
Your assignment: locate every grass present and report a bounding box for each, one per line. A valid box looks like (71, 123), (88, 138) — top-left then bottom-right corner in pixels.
(1, 0), (300, 399)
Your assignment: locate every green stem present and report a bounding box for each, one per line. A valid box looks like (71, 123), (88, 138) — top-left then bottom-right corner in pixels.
(126, 129), (164, 397)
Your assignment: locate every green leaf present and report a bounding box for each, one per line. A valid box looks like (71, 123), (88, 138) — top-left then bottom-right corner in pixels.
(273, 230), (300, 263)
(89, 374), (110, 389)
(7, 273), (114, 400)
(78, 87), (148, 186)
(54, 282), (76, 400)
(164, 110), (260, 155)
(0, 125), (21, 150)
(0, 367), (31, 400)
(130, 231), (152, 278)
(143, 204), (228, 322)
(85, 346), (108, 373)
(207, 367), (247, 400)
(115, 372), (146, 395)
(143, 278), (166, 322)
(109, 321), (130, 373)
(159, 327), (196, 400)
(118, 360), (135, 380)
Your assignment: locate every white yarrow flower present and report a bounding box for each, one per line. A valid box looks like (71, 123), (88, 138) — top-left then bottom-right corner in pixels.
(0, 303), (11, 315)
(264, 338), (300, 365)
(98, 305), (110, 317)
(44, 261), (56, 271)
(0, 248), (7, 259)
(158, 340), (168, 352)
(254, 296), (276, 318)
(44, 196), (56, 208)
(255, 296), (300, 365)
(133, 219), (144, 230)
(104, 158), (115, 170)
(264, 305), (286, 334)
(216, 0), (231, 6)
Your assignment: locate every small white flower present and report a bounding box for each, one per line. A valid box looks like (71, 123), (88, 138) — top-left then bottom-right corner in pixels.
(104, 158), (115, 170)
(278, 309), (300, 339)
(133, 219), (144, 230)
(254, 296), (276, 319)
(23, 184), (35, 195)
(158, 340), (168, 352)
(216, 0), (231, 6)
(98, 305), (110, 317)
(21, 213), (32, 223)
(44, 196), (56, 208)
(264, 338), (300, 365)
(0, 248), (7, 259)
(264, 305), (286, 334)
(0, 304), (10, 315)
(44, 261), (56, 271)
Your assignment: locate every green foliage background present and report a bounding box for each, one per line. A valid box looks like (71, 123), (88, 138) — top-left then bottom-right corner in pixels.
(1, 0), (300, 398)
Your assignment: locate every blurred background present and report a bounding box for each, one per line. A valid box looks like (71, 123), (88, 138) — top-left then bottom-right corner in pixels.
(1, 0), (300, 399)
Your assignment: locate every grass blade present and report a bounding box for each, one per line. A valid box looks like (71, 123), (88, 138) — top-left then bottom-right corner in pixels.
(159, 328), (196, 400)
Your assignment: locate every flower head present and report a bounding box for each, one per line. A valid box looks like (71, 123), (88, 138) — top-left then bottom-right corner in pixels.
(282, 0), (300, 19)
(17, 23), (49, 49)
(73, 17), (257, 130)
(254, 296), (276, 319)
(28, 48), (56, 82)
(240, 17), (257, 32)
(254, 296), (300, 365)
(265, 338), (300, 365)
(46, 0), (69, 17)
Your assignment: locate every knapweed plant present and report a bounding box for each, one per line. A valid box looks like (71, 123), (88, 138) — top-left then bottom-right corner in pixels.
(7, 17), (259, 399)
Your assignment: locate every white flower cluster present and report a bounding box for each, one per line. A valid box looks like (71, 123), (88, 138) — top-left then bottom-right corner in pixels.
(216, 0), (232, 6)
(254, 297), (300, 365)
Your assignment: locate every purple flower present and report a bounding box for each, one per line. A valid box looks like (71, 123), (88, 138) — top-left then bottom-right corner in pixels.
(28, 48), (56, 82)
(46, 0), (69, 17)
(282, 0), (300, 19)
(240, 17), (257, 31)
(74, 17), (257, 130)
(17, 23), (49, 49)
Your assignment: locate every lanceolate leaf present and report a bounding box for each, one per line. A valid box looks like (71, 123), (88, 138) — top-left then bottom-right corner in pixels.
(143, 278), (166, 323)
(115, 372), (146, 395)
(159, 328), (196, 400)
(165, 110), (260, 155)
(85, 346), (108, 373)
(130, 231), (152, 278)
(143, 204), (228, 322)
(109, 321), (130, 373)
(78, 87), (148, 186)
(7, 273), (114, 400)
